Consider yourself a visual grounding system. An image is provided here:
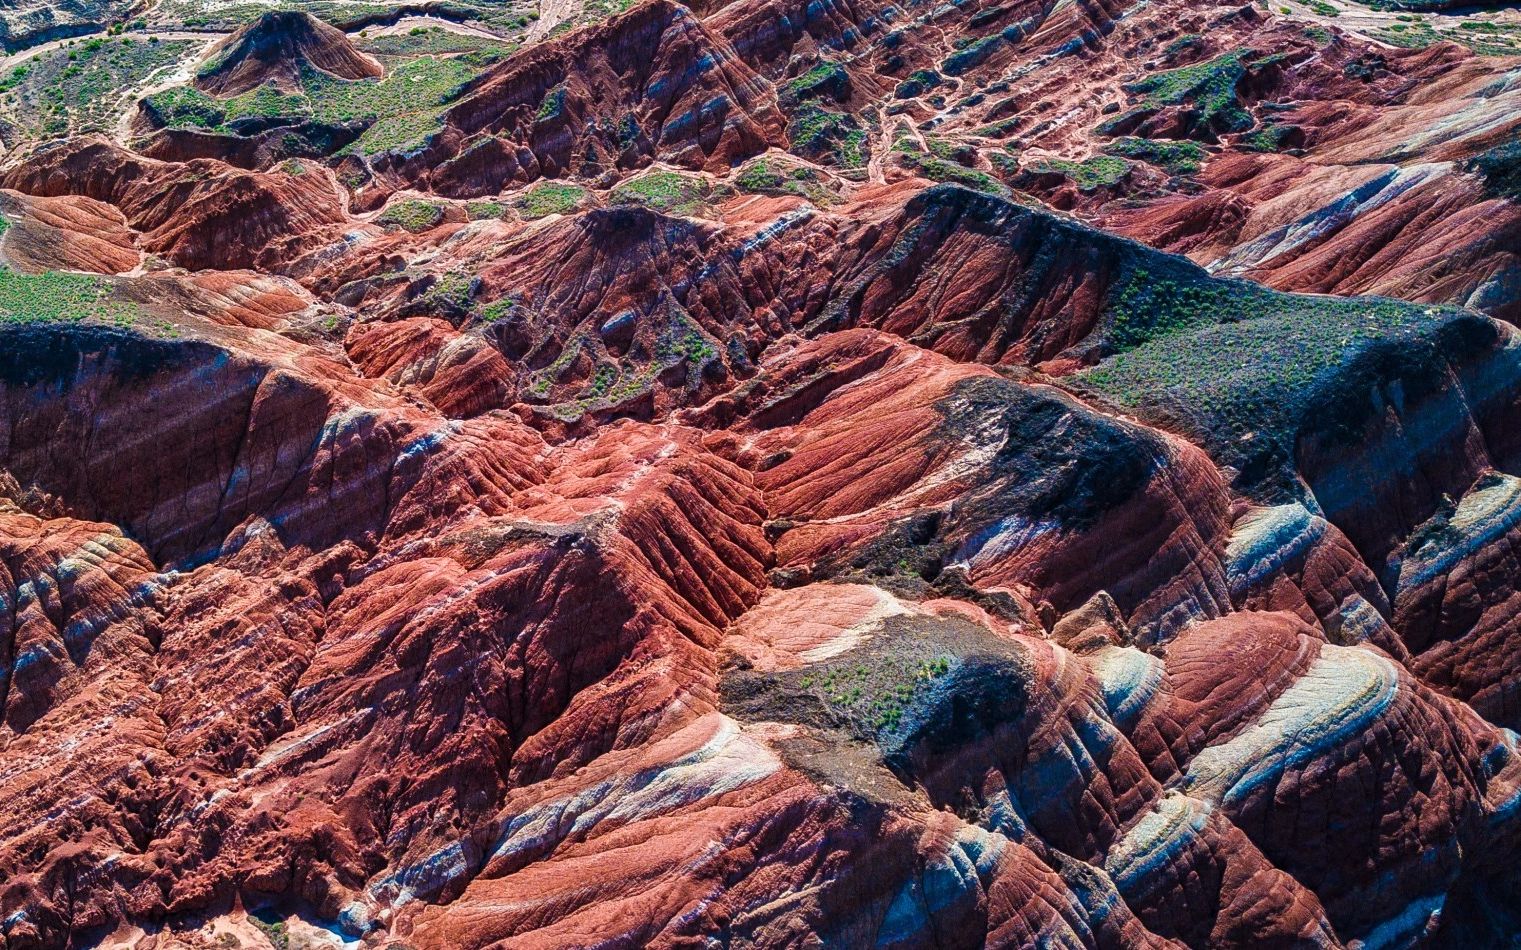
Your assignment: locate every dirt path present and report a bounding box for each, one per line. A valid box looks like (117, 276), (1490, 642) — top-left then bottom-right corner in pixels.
(1278, 0), (1521, 49)
(527, 0), (584, 42)
(0, 29), (221, 74)
(112, 35), (219, 142)
(363, 15), (511, 41)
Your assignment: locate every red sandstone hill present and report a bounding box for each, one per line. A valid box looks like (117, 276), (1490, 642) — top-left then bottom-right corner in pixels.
(193, 10), (383, 98)
(2, 0), (1521, 945)
(371, 0), (785, 198)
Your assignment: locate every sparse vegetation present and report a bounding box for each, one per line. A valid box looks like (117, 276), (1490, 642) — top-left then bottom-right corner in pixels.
(536, 84), (566, 121)
(611, 171), (707, 214)
(1164, 33), (1204, 57)
(800, 655), (955, 731)
(518, 182), (585, 218)
(894, 69), (944, 99)
(786, 62), (848, 101)
(892, 138), (1000, 193)
(357, 25), (514, 58)
(376, 199), (445, 232)
(1469, 138), (1521, 201)
(1029, 155), (1131, 190)
(656, 320), (717, 365)
(477, 296), (517, 323)
(466, 200), (507, 220)
(1123, 50), (1252, 134)
(734, 158), (834, 202)
(249, 915), (290, 950)
(1077, 267), (1461, 492)
(904, 153), (1001, 193)
(161, 0), (539, 34)
(529, 335), (583, 396)
(0, 269), (142, 327)
(147, 55), (478, 156)
(585, 0), (638, 20)
(1103, 137), (1206, 175)
(736, 159), (786, 191)
(1367, 13), (1521, 55)
(0, 37), (197, 142)
(1240, 123), (1297, 152)
(789, 103), (869, 169)
(419, 273), (475, 311)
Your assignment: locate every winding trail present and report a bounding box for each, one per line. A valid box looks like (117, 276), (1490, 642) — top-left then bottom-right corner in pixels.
(527, 0), (584, 42)
(0, 29), (217, 74)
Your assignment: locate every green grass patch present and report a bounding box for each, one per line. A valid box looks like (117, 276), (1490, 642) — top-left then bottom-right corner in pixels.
(0, 37), (198, 142)
(0, 269), (142, 327)
(419, 272), (475, 311)
(789, 102), (868, 169)
(656, 320), (717, 365)
(466, 200), (507, 220)
(893, 69), (943, 99)
(786, 62), (849, 101)
(1029, 155), (1131, 190)
(734, 158), (835, 202)
(1125, 50), (1252, 134)
(357, 25), (515, 58)
(249, 915), (290, 950)
(611, 171), (707, 214)
(477, 296), (517, 323)
(536, 84), (566, 121)
(1102, 137), (1207, 174)
(517, 182), (585, 218)
(736, 158), (786, 191)
(146, 55), (479, 156)
(376, 199), (445, 232)
(904, 154), (1001, 193)
(1076, 267), (1463, 493)
(1240, 123), (1297, 152)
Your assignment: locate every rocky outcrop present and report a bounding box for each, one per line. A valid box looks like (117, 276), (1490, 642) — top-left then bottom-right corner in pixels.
(381, 0), (785, 196)
(0, 137), (347, 271)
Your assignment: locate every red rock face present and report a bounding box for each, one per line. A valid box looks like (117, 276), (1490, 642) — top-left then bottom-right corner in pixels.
(0, 191), (139, 275)
(378, 0), (786, 198)
(3, 0), (1521, 946)
(193, 10), (383, 97)
(0, 138), (347, 271)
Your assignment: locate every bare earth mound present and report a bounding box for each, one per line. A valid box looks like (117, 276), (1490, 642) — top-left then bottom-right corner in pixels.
(194, 10), (383, 98)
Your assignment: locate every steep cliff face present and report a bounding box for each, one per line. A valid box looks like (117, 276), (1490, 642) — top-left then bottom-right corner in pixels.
(0, 138), (347, 271)
(3, 0), (1521, 946)
(377, 0), (786, 197)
